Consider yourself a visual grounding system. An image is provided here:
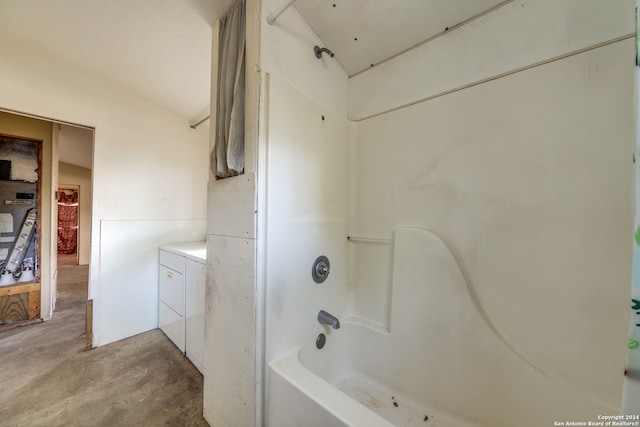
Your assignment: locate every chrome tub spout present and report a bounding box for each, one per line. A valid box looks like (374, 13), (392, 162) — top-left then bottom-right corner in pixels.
(318, 310), (340, 329)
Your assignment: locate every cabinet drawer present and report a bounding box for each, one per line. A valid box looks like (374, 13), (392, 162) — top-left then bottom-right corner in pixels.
(159, 265), (184, 316)
(159, 250), (185, 274)
(159, 301), (185, 353)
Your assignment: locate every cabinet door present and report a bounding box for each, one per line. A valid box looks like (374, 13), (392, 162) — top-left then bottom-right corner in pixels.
(159, 263), (185, 353)
(159, 300), (185, 352)
(159, 265), (184, 316)
(185, 259), (206, 373)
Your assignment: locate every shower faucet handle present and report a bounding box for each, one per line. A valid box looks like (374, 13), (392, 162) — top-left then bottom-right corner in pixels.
(312, 256), (330, 283)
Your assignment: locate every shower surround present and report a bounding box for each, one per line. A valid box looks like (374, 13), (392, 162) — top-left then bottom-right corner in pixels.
(201, 0), (637, 425)
(260, 38), (631, 427)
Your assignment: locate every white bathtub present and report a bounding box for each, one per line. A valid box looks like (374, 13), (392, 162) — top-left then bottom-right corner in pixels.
(267, 228), (616, 426)
(269, 321), (479, 427)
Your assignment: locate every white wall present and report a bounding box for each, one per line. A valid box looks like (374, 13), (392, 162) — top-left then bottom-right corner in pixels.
(0, 34), (209, 346)
(58, 162), (92, 265)
(99, 219), (205, 345)
(349, 34), (634, 420)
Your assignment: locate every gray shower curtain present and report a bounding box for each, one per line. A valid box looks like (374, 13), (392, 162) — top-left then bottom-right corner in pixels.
(213, 0), (246, 179)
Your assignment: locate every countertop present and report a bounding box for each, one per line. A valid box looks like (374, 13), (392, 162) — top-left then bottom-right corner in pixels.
(160, 241), (206, 263)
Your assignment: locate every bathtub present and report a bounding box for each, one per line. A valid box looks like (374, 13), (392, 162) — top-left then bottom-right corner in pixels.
(268, 321), (478, 427)
(267, 228), (616, 426)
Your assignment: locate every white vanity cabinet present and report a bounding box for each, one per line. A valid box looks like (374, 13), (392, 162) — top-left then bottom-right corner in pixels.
(159, 242), (206, 373)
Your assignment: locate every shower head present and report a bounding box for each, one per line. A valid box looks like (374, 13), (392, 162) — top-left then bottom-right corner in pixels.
(314, 46), (334, 59)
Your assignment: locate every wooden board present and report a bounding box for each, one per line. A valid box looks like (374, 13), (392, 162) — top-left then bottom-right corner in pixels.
(0, 318), (42, 332)
(0, 282), (40, 297)
(29, 289), (40, 319)
(0, 282), (41, 324)
(0, 292), (29, 324)
(85, 299), (93, 351)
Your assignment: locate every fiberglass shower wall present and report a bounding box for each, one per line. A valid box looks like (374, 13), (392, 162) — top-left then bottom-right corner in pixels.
(263, 73), (351, 365)
(259, 0), (352, 368)
(348, 0), (634, 419)
(256, 1), (634, 424)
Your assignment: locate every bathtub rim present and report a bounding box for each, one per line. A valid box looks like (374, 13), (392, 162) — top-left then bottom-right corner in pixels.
(269, 346), (396, 427)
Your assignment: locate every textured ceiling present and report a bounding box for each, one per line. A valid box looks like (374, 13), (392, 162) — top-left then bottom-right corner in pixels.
(293, 0), (509, 76)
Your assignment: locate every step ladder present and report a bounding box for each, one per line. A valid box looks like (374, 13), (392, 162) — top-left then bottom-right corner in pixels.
(1, 208), (37, 278)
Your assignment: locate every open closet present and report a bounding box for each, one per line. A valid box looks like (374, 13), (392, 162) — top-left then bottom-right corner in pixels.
(0, 135), (41, 329)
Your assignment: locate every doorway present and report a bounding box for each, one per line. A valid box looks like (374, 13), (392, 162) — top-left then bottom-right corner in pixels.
(56, 123), (93, 267)
(0, 112), (94, 347)
(55, 124), (93, 349)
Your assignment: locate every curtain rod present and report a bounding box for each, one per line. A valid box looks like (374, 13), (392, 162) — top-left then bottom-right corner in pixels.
(266, 0), (297, 25)
(190, 115), (210, 129)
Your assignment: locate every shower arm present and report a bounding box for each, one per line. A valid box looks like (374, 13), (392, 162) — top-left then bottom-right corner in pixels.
(266, 0), (297, 25)
(314, 46), (335, 59)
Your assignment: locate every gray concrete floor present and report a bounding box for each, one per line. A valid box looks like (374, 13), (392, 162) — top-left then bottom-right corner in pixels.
(57, 252), (79, 267)
(0, 264), (208, 427)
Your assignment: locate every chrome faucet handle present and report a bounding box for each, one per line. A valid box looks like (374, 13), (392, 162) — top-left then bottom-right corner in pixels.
(312, 256), (330, 283)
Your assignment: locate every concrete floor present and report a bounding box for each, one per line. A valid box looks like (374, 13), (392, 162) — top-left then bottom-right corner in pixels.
(57, 252), (79, 266)
(0, 264), (208, 427)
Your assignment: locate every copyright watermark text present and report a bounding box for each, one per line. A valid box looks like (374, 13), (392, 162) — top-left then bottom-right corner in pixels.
(553, 415), (640, 426)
